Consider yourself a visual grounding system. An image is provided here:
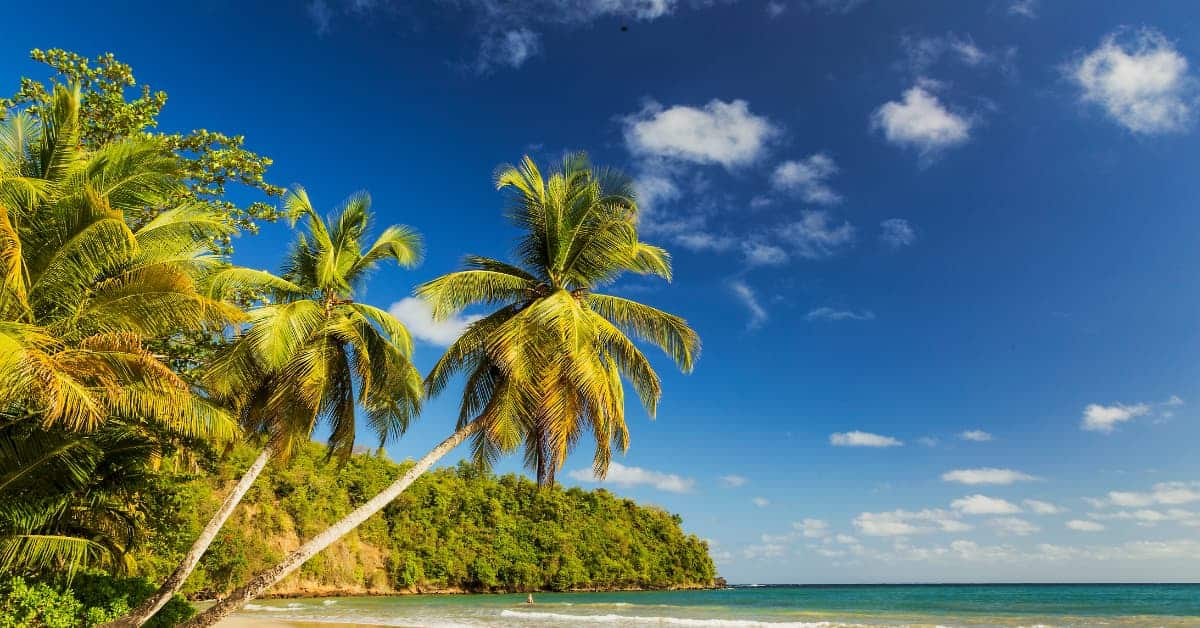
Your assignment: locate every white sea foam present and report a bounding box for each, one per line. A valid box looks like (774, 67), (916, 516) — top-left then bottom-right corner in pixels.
(499, 610), (842, 627)
(243, 603), (296, 612)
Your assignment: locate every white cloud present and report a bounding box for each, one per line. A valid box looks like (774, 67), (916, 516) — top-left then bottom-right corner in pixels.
(872, 86), (972, 158)
(1066, 519), (1105, 532)
(958, 429), (993, 442)
(567, 461), (694, 493)
(388, 297), (482, 346)
(742, 241), (789, 266)
(1096, 482), (1200, 508)
(1024, 499), (1065, 515)
(752, 496), (770, 508)
(765, 1), (786, 18)
(720, 474), (748, 488)
(835, 534), (859, 544)
(742, 542), (785, 559)
(770, 153), (842, 204)
(854, 509), (968, 537)
(879, 218), (917, 248)
(730, 280), (768, 329)
(1087, 508), (1200, 527)
(1070, 29), (1194, 134)
(780, 210), (856, 259)
(917, 436), (940, 447)
(988, 517), (1040, 536)
(1107, 491), (1156, 508)
(941, 468), (1037, 485)
(1008, 0), (1037, 18)
(830, 431), (903, 447)
(952, 494), (1022, 515)
(1081, 402), (1150, 433)
(794, 518), (830, 538)
(806, 307), (875, 322)
(624, 99), (778, 169)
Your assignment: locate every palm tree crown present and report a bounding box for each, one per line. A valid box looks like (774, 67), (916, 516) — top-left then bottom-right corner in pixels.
(0, 83), (244, 575)
(205, 186), (424, 460)
(418, 153), (700, 484)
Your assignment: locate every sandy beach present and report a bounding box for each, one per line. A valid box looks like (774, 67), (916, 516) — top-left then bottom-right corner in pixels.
(217, 618), (346, 628)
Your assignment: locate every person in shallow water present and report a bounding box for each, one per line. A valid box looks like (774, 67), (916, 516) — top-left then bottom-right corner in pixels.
(525, 594), (534, 605)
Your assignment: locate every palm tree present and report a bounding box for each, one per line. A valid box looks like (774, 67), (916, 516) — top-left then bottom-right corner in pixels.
(0, 84), (242, 574)
(182, 152), (700, 626)
(107, 187), (425, 627)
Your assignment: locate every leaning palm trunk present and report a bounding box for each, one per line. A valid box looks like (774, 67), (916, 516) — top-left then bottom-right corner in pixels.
(181, 421), (481, 627)
(102, 447), (273, 628)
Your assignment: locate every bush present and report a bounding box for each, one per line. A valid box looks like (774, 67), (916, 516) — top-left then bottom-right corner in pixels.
(0, 573), (194, 628)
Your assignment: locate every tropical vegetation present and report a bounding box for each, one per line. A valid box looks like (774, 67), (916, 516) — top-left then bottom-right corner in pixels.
(0, 48), (708, 627)
(183, 152), (700, 625)
(143, 441), (714, 596)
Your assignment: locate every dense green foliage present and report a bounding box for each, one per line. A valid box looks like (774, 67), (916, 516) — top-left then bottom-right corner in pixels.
(136, 441), (715, 597)
(0, 573), (192, 628)
(1, 49), (283, 248)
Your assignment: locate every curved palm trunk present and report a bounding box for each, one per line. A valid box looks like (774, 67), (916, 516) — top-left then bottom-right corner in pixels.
(102, 447), (274, 628)
(181, 420), (481, 627)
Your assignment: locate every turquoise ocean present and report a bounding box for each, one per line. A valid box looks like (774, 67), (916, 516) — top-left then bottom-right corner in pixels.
(232, 584), (1200, 626)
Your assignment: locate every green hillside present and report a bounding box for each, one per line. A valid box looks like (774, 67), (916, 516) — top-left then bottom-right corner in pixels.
(134, 442), (716, 598)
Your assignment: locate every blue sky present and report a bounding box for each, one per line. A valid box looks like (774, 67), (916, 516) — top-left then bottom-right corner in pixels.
(10, 0), (1200, 583)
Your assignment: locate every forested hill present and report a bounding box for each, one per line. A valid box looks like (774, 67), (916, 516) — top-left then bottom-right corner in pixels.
(135, 442), (716, 598)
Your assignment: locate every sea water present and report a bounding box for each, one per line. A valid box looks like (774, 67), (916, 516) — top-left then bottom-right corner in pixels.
(232, 584), (1200, 627)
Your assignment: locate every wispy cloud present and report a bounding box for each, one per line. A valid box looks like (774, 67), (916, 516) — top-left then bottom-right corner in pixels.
(958, 429), (993, 442)
(803, 0), (869, 14)
(1066, 519), (1105, 532)
(988, 517), (1039, 536)
(879, 218), (917, 248)
(1068, 28), (1194, 134)
(567, 461), (695, 494)
(752, 496), (770, 507)
(781, 210), (856, 259)
(901, 33), (1006, 75)
(730, 280), (768, 329)
(307, 0), (332, 35)
(854, 508), (969, 536)
(830, 431), (903, 447)
(942, 468), (1037, 485)
(1007, 0), (1037, 18)
(1024, 499), (1066, 515)
(770, 153), (842, 204)
(720, 474), (749, 488)
(1089, 481), (1200, 508)
(477, 28), (541, 71)
(806, 307), (875, 322)
(794, 518), (830, 538)
(742, 241), (789, 266)
(952, 494), (1022, 515)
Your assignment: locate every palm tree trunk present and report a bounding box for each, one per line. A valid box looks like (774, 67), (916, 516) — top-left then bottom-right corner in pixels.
(180, 420), (481, 627)
(102, 447), (274, 628)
